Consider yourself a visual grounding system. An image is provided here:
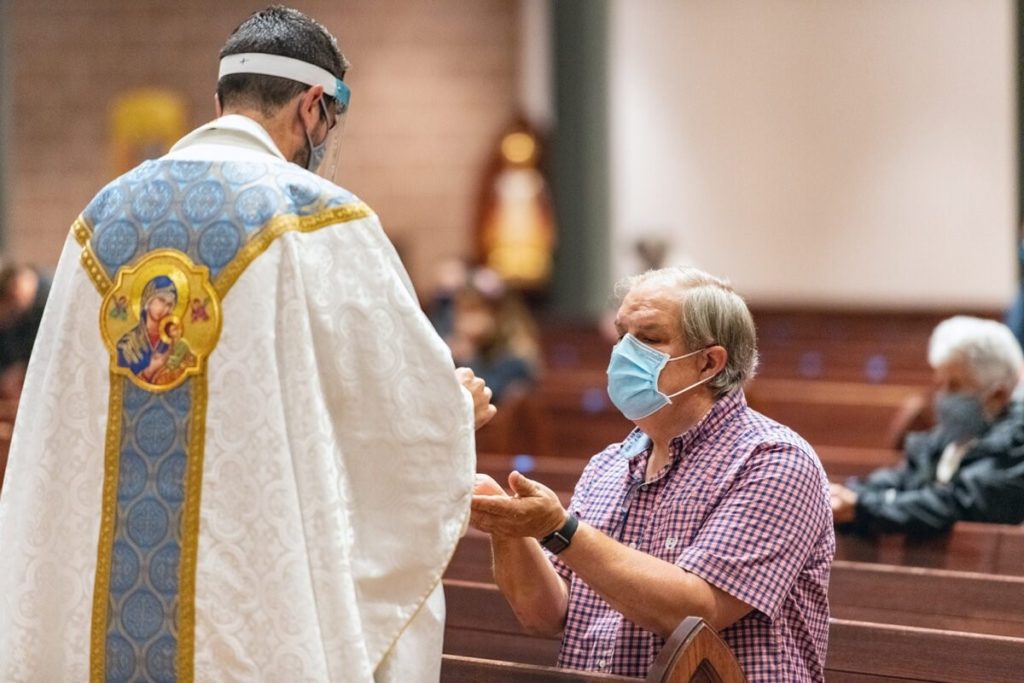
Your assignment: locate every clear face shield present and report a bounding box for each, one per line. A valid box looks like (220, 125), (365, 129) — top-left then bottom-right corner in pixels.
(315, 84), (349, 183)
(218, 52), (352, 182)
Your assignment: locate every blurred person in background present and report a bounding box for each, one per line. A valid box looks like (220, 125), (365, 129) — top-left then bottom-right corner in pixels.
(434, 262), (540, 404)
(0, 264), (51, 399)
(832, 316), (1024, 535)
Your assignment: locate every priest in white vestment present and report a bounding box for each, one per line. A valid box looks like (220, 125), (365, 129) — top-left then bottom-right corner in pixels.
(0, 7), (490, 682)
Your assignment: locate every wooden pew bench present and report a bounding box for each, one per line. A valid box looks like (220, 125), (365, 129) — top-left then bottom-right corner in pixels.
(506, 370), (929, 457)
(537, 311), (941, 386)
(471, 455), (1024, 577)
(443, 579), (747, 682)
(443, 577), (1024, 683)
(441, 655), (636, 682)
(835, 522), (1024, 576)
(448, 531), (1024, 637)
(476, 445), (903, 495)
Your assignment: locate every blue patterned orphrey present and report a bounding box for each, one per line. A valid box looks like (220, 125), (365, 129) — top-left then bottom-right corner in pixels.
(83, 159), (355, 681)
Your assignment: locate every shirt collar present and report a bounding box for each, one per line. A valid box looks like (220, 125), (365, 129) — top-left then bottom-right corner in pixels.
(617, 389), (748, 461)
(169, 114), (287, 160)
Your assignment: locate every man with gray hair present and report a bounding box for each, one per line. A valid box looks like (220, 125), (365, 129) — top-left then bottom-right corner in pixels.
(471, 266), (834, 682)
(832, 315), (1024, 535)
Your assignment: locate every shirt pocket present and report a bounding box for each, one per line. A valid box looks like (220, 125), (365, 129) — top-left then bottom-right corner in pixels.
(648, 490), (710, 564)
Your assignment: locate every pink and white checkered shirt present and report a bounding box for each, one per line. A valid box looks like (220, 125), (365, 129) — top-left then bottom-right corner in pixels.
(549, 389), (834, 681)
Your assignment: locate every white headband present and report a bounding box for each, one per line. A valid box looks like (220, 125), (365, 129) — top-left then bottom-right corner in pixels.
(218, 52), (350, 109)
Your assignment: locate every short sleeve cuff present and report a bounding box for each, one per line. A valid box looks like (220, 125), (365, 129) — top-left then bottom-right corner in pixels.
(678, 546), (783, 621)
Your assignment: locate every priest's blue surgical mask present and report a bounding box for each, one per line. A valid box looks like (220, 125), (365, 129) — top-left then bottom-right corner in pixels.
(934, 391), (989, 443)
(304, 98), (331, 172)
(607, 333), (715, 421)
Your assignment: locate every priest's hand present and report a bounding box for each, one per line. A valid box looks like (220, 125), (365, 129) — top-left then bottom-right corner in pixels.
(473, 472), (508, 497)
(456, 367), (497, 430)
(471, 471), (566, 539)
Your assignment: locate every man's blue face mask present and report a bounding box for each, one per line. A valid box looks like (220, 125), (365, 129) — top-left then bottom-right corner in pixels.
(606, 333), (715, 421)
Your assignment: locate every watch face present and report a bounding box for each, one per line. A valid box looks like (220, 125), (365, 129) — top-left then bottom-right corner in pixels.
(542, 533), (569, 555)
(541, 514), (578, 555)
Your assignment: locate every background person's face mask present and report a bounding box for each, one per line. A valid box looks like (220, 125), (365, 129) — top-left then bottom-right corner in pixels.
(934, 391), (990, 442)
(607, 333), (714, 420)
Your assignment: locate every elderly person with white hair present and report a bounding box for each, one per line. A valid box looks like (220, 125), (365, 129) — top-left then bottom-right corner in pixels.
(470, 266), (834, 683)
(831, 315), (1024, 535)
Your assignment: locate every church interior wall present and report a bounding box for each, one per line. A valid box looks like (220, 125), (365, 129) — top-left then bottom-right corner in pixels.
(5, 0), (520, 293)
(608, 0), (1017, 311)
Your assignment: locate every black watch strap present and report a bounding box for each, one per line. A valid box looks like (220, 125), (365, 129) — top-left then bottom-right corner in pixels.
(540, 513), (579, 555)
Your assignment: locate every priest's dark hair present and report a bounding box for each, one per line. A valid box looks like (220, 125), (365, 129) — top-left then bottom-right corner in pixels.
(217, 5), (349, 116)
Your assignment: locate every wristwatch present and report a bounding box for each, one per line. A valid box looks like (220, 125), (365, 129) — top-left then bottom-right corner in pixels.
(540, 513), (579, 555)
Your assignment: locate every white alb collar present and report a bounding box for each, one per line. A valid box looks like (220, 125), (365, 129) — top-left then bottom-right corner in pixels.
(168, 114), (286, 160)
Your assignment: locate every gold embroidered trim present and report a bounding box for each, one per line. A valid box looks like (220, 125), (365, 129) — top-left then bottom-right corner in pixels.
(176, 376), (208, 682)
(89, 374), (124, 682)
(73, 217), (114, 296)
(213, 202), (373, 296)
(73, 216), (91, 246)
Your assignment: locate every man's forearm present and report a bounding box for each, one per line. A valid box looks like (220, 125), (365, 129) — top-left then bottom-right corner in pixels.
(490, 534), (568, 636)
(559, 523), (748, 637)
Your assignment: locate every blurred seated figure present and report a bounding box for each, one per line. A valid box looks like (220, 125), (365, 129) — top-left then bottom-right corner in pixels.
(832, 316), (1024, 535)
(434, 263), (539, 405)
(0, 264), (51, 399)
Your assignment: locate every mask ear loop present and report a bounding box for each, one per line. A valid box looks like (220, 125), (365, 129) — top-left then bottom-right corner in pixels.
(663, 346), (717, 399)
(301, 97), (331, 171)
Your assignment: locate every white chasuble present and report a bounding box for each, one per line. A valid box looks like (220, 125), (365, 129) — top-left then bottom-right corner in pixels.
(0, 116), (475, 682)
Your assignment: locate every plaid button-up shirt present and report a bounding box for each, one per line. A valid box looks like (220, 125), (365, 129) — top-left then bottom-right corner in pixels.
(549, 389), (834, 681)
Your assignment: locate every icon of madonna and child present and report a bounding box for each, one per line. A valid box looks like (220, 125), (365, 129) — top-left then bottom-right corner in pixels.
(116, 275), (198, 386)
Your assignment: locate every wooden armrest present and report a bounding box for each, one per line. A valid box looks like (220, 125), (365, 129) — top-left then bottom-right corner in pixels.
(645, 617), (746, 683)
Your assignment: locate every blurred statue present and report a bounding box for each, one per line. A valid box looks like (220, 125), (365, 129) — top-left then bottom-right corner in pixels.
(476, 121), (557, 291)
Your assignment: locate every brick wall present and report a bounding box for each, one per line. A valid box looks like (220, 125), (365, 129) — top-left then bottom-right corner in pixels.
(6, 0), (520, 291)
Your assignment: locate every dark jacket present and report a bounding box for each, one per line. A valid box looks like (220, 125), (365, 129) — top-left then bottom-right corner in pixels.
(843, 400), (1024, 535)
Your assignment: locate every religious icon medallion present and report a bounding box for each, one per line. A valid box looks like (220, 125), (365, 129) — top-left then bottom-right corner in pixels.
(99, 250), (221, 393)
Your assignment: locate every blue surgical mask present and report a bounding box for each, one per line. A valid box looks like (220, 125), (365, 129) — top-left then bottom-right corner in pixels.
(934, 391), (989, 443)
(607, 333), (713, 421)
(304, 98), (330, 172)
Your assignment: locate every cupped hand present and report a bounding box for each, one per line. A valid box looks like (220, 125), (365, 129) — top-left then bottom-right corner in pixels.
(470, 471), (567, 539)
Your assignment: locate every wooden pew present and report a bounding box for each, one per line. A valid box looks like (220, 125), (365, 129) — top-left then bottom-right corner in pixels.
(515, 370), (929, 457)
(443, 579), (747, 682)
(825, 619), (1024, 683)
(440, 655), (636, 682)
(744, 378), (930, 449)
(829, 561), (1024, 638)
(537, 310), (944, 385)
(458, 521), (1024, 579)
(449, 530), (1024, 625)
(476, 444), (903, 494)
(835, 522), (1024, 576)
(443, 577), (1024, 683)
(473, 451), (1024, 577)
